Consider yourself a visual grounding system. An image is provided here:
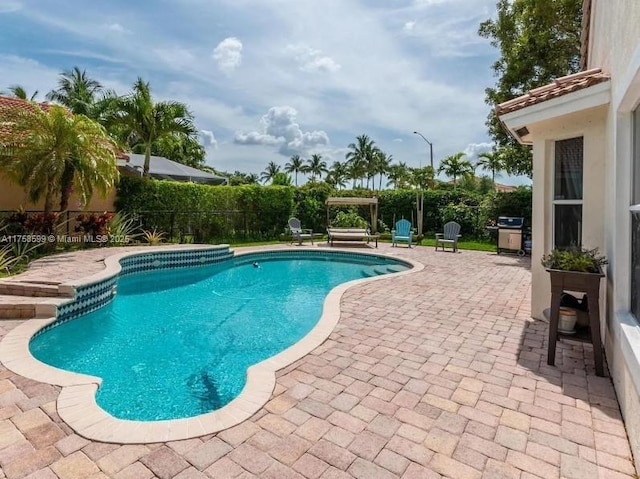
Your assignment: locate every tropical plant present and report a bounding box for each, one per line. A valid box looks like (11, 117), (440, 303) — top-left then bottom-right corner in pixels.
(373, 151), (392, 191)
(106, 78), (196, 177)
(46, 67), (104, 117)
(142, 227), (166, 245)
(326, 161), (348, 190)
(306, 154), (328, 182)
(107, 212), (140, 244)
(0, 104), (119, 214)
(411, 166), (435, 190)
(75, 212), (114, 236)
(387, 162), (411, 189)
(345, 134), (376, 188)
(478, 0), (582, 176)
(284, 154), (305, 186)
(0, 245), (19, 275)
(260, 161), (281, 184)
(271, 171), (293, 186)
(541, 246), (607, 273)
(438, 152), (473, 186)
(331, 211), (368, 229)
(4, 85), (38, 101)
(477, 151), (504, 184)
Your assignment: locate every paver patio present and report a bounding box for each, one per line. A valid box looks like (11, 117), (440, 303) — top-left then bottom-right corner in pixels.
(0, 243), (636, 478)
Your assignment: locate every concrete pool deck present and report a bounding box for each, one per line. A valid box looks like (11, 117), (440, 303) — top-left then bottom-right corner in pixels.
(0, 243), (636, 478)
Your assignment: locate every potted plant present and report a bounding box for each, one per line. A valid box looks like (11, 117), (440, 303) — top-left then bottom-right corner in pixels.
(541, 246), (607, 290)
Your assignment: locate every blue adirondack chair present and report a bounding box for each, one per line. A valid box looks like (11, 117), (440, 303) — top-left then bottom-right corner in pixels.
(392, 219), (413, 248)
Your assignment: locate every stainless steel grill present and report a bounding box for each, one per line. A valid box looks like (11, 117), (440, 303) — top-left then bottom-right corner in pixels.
(496, 216), (525, 256)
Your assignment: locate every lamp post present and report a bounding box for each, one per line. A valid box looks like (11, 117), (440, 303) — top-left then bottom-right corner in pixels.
(412, 131), (434, 241)
(412, 131), (433, 170)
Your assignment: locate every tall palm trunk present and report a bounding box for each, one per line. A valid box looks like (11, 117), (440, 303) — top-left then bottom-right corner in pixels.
(143, 143), (151, 178)
(59, 162), (75, 212)
(43, 187), (55, 216)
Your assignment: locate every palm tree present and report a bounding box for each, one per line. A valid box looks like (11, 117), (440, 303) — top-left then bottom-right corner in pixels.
(386, 162), (410, 189)
(306, 154), (328, 182)
(327, 161), (348, 190)
(477, 151), (504, 184)
(411, 166), (435, 190)
(4, 85), (39, 101)
(0, 105), (119, 214)
(107, 78), (196, 177)
(373, 151), (392, 191)
(46, 67), (103, 117)
(345, 134), (375, 188)
(438, 152), (473, 186)
(260, 161), (281, 184)
(284, 154), (304, 186)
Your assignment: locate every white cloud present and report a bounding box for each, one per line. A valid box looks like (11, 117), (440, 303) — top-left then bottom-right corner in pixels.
(212, 37), (243, 74)
(234, 106), (329, 156)
(403, 21), (416, 32)
(200, 130), (218, 149)
(287, 44), (340, 73)
(392, 138), (404, 142)
(0, 1), (22, 13)
(154, 47), (196, 70)
(107, 23), (131, 34)
(463, 142), (494, 163)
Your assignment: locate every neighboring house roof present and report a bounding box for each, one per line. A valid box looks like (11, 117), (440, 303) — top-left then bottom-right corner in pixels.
(495, 183), (518, 193)
(119, 153), (227, 185)
(495, 68), (610, 116)
(0, 96), (53, 140)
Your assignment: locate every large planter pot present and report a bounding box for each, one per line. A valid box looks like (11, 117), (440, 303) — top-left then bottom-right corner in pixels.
(546, 268), (604, 291)
(546, 268), (606, 376)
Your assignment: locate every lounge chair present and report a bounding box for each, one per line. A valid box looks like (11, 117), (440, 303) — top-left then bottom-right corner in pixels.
(288, 218), (314, 245)
(327, 227), (378, 247)
(391, 219), (413, 248)
(435, 221), (461, 252)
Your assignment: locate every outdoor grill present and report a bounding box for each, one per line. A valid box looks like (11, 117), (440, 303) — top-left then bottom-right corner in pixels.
(495, 216), (525, 256)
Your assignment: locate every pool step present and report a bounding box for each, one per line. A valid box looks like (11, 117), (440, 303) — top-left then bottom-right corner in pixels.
(361, 264), (407, 278)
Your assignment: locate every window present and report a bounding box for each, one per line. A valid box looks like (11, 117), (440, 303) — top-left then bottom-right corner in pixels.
(553, 137), (584, 249)
(631, 108), (640, 319)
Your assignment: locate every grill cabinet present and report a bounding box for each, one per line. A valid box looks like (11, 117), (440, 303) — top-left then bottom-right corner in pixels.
(496, 216), (525, 256)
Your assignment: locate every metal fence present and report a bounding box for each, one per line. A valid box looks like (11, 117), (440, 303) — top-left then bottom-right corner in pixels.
(0, 209), (287, 244)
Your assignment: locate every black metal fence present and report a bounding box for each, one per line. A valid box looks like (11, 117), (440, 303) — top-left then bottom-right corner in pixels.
(0, 209), (287, 244)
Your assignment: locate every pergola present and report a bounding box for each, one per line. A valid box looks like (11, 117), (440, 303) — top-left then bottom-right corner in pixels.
(325, 197), (379, 233)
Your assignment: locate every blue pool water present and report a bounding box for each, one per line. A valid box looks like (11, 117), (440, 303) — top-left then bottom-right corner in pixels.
(30, 253), (408, 421)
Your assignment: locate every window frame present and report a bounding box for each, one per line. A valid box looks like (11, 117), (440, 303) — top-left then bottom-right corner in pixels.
(552, 136), (584, 249)
(630, 107), (640, 320)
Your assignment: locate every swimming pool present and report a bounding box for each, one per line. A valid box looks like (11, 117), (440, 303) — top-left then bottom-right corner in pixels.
(29, 250), (410, 421)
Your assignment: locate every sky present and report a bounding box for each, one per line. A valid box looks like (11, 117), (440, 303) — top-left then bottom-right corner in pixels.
(0, 0), (531, 186)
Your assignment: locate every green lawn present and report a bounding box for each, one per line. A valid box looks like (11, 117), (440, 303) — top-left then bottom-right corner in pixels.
(417, 237), (497, 252)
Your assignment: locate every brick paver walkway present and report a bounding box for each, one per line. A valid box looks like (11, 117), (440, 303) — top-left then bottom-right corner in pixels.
(0, 244), (636, 478)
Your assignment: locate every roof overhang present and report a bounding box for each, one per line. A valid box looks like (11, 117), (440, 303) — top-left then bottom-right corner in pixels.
(498, 80), (610, 145)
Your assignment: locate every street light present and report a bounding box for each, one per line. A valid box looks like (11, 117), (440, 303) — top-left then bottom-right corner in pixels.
(413, 131), (434, 170)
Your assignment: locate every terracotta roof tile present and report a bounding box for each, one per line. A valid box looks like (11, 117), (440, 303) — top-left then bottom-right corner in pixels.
(496, 68), (610, 116)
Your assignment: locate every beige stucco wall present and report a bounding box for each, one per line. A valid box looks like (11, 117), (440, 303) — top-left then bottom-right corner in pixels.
(528, 106), (608, 321)
(585, 1), (640, 471)
(0, 174), (117, 213)
(589, 0), (640, 90)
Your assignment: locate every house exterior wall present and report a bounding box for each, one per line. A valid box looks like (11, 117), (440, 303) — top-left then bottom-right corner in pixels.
(0, 174), (117, 213)
(586, 0), (640, 470)
(528, 107), (608, 322)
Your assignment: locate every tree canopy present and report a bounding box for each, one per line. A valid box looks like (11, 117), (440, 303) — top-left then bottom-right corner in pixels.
(479, 0), (583, 176)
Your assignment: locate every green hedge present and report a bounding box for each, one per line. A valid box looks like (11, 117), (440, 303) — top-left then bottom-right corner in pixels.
(116, 177), (295, 241)
(115, 177), (532, 241)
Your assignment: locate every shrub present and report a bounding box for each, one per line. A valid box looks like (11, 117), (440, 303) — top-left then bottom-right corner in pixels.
(331, 211), (368, 228)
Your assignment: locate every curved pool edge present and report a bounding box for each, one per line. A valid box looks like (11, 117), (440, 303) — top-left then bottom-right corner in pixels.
(0, 245), (423, 444)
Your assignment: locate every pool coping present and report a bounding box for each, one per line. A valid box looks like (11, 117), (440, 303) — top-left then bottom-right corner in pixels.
(0, 245), (423, 443)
